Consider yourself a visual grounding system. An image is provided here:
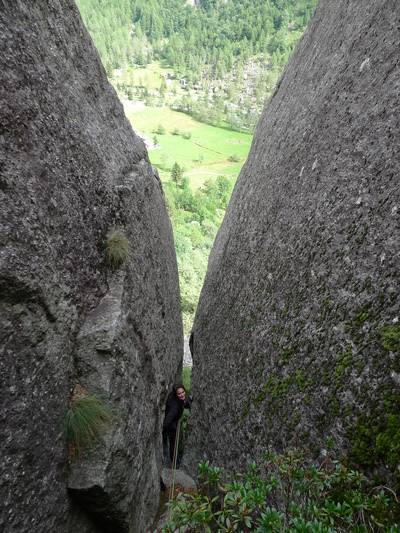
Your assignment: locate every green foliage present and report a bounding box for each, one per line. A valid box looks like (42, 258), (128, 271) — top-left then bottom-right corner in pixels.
(105, 228), (132, 269)
(159, 77), (167, 98)
(157, 123), (166, 135)
(157, 440), (397, 532)
(376, 415), (400, 470)
(65, 393), (116, 458)
(229, 152), (240, 162)
(160, 152), (169, 170)
(350, 411), (376, 468)
(182, 366), (191, 393)
(350, 408), (400, 475)
(379, 324), (400, 353)
(77, 0), (318, 77)
(77, 0), (318, 132)
(171, 161), (183, 183)
(164, 176), (234, 333)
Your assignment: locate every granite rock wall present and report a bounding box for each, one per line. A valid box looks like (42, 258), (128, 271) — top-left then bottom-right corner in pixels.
(0, 1), (182, 531)
(185, 0), (400, 491)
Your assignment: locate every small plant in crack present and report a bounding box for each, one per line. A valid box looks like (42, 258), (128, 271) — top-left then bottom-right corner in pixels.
(105, 227), (132, 269)
(65, 386), (116, 459)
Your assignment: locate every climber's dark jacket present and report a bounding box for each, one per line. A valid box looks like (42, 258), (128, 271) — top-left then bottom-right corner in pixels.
(163, 390), (192, 463)
(163, 392), (190, 433)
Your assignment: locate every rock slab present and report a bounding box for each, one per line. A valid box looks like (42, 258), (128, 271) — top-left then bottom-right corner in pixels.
(0, 1), (182, 531)
(185, 0), (400, 491)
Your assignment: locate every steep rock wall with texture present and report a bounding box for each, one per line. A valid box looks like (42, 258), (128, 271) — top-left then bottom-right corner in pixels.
(185, 0), (400, 491)
(0, 1), (182, 532)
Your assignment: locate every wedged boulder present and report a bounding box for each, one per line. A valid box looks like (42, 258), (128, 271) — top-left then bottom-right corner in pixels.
(185, 0), (400, 494)
(0, 1), (182, 532)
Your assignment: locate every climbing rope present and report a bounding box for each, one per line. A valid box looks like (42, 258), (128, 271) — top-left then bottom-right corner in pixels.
(167, 418), (181, 523)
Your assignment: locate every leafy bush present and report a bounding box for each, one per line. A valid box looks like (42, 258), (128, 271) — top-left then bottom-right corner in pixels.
(157, 123), (166, 135)
(65, 392), (116, 458)
(157, 438), (398, 532)
(229, 152), (240, 162)
(105, 228), (131, 269)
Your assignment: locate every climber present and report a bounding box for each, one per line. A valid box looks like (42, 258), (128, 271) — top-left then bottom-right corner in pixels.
(162, 384), (193, 466)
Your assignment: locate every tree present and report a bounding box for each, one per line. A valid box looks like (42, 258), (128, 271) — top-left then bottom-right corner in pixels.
(159, 77), (167, 98)
(216, 175), (233, 207)
(231, 152), (240, 162)
(171, 162), (183, 183)
(135, 50), (146, 66)
(161, 152), (169, 170)
(157, 124), (166, 135)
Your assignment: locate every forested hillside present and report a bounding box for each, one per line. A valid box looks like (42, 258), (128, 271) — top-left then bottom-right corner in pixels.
(75, 0), (317, 333)
(76, 0), (317, 126)
(76, 0), (317, 80)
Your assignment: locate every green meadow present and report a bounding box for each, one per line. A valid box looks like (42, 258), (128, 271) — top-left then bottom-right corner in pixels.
(116, 60), (176, 93)
(122, 101), (252, 189)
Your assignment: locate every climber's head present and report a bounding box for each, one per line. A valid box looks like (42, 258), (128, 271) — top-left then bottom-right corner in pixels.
(173, 383), (186, 401)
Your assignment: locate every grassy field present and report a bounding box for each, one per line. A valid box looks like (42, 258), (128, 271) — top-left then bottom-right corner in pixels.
(122, 100), (253, 189)
(115, 60), (178, 93)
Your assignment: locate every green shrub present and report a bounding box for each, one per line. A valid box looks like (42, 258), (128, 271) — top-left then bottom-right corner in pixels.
(65, 393), (116, 458)
(156, 438), (397, 532)
(105, 228), (131, 269)
(229, 152), (240, 162)
(157, 123), (166, 135)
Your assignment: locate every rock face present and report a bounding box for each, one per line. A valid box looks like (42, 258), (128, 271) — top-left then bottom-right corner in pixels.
(0, 1), (182, 532)
(183, 337), (193, 367)
(185, 0), (400, 489)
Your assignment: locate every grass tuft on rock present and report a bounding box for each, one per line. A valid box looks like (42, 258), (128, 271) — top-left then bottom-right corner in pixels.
(66, 392), (116, 459)
(105, 228), (132, 269)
